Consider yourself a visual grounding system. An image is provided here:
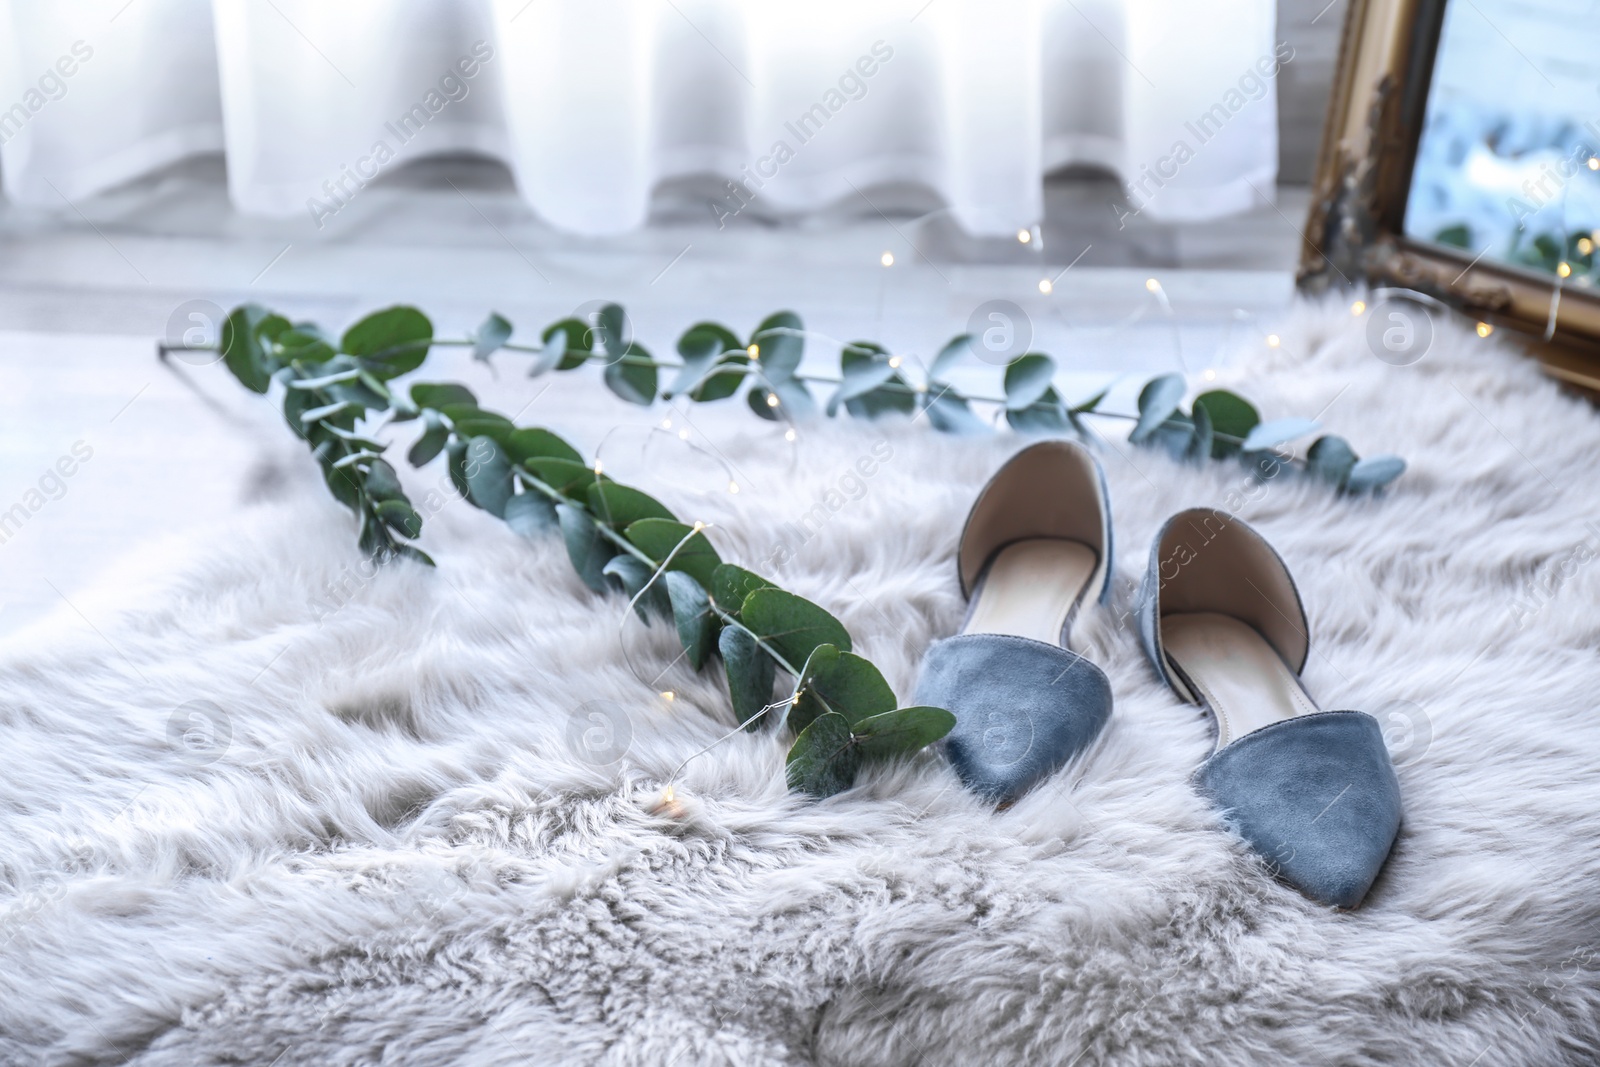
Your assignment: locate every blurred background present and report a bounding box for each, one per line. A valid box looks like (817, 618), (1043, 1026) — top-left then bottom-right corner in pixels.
(0, 0), (1340, 634)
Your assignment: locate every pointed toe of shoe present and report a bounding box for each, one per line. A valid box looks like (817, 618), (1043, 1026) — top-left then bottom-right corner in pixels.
(913, 634), (1113, 805)
(1196, 711), (1401, 909)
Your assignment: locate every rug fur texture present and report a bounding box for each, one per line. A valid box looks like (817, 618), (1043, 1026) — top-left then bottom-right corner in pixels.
(5, 297), (1600, 1066)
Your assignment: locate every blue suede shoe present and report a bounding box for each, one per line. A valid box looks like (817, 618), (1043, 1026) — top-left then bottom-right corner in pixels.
(1136, 508), (1402, 908)
(913, 441), (1114, 804)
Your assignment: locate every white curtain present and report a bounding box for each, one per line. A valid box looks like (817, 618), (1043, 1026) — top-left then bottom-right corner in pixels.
(0, 0), (1278, 235)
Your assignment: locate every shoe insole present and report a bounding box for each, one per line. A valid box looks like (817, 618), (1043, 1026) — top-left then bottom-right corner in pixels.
(964, 539), (1097, 645)
(1161, 612), (1319, 750)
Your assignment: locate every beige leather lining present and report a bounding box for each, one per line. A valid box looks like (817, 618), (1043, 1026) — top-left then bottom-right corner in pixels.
(959, 442), (1106, 599)
(965, 539), (1097, 644)
(1162, 612), (1319, 750)
(1154, 510), (1308, 674)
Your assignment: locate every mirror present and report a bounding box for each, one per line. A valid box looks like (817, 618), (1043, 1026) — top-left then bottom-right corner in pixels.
(1405, 0), (1600, 287)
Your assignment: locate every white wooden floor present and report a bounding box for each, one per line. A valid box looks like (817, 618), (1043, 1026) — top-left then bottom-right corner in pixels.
(0, 156), (1309, 636)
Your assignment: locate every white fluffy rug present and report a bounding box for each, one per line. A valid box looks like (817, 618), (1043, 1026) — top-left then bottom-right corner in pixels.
(6, 297), (1600, 1066)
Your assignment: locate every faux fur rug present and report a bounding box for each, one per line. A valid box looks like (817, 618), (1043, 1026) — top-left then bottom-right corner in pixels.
(6, 297), (1600, 1066)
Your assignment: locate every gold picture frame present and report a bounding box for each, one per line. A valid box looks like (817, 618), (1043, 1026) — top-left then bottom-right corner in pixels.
(1298, 0), (1600, 392)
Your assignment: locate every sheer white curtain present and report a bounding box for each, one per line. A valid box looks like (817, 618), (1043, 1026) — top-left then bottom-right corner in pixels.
(0, 0), (1278, 234)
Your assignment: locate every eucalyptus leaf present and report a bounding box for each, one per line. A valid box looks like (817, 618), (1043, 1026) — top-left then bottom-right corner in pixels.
(503, 490), (557, 537)
(542, 319), (592, 370)
(921, 389), (989, 435)
(596, 303), (629, 358)
(1241, 417), (1320, 453)
(341, 306), (433, 378)
(665, 572), (718, 670)
(464, 436), (513, 517)
(784, 711), (859, 798)
(852, 705), (956, 762)
(624, 517), (722, 590)
(793, 650), (897, 734)
(690, 351), (751, 403)
(929, 333), (973, 381)
(522, 457), (600, 499)
(375, 498), (422, 538)
(221, 305), (272, 394)
(748, 378), (815, 422)
(602, 554), (670, 622)
(1130, 374), (1187, 444)
(556, 503), (614, 593)
(667, 322), (742, 398)
(830, 346), (898, 415)
(1003, 353), (1056, 411)
(1070, 386), (1111, 414)
(363, 458), (405, 501)
(720, 624), (777, 729)
(408, 411), (449, 466)
(604, 343), (657, 406)
(587, 482), (675, 529)
(472, 312), (512, 362)
(1344, 455), (1406, 494)
(750, 311), (804, 383)
(505, 427), (582, 465)
(710, 564), (774, 617)
(1007, 388), (1071, 434)
(1307, 435), (1358, 488)
(411, 382), (478, 411)
(1186, 399), (1214, 464)
(740, 587), (851, 668)
(445, 437), (470, 498)
(1192, 390), (1259, 457)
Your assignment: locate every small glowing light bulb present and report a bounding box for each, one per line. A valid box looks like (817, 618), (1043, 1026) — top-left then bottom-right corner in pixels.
(880, 251), (895, 267)
(748, 343), (759, 359)
(1145, 278), (1160, 292)
(1351, 300), (1366, 315)
(766, 393), (780, 407)
(1558, 262), (1573, 278)
(727, 481), (739, 494)
(692, 520), (706, 532)
(1038, 279), (1053, 294)
(1017, 229), (1032, 244)
(887, 356), (902, 369)
(660, 417), (672, 429)
(790, 693), (802, 705)
(663, 785), (675, 802)
(1579, 238), (1594, 256)
(660, 690), (675, 702)
(784, 428), (796, 442)
(1476, 321), (1494, 337)
(1266, 334), (1281, 348)
(1589, 157), (1599, 171)
(678, 429), (689, 440)
(592, 459), (604, 475)
(1203, 369), (1217, 381)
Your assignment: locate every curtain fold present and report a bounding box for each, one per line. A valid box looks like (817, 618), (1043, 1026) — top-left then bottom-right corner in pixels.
(0, 0), (1278, 234)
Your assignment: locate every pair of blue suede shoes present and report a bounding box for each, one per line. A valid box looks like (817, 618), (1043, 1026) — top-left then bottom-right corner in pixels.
(912, 441), (1402, 909)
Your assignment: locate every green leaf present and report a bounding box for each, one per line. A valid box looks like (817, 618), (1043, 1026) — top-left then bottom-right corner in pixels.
(277, 328), (337, 364)
(1306, 435), (1358, 488)
(1186, 398), (1213, 464)
(542, 319), (593, 370)
(375, 498), (422, 538)
(505, 427), (582, 465)
(341, 306), (433, 378)
(1344, 455), (1406, 494)
(790, 643), (842, 712)
(785, 712), (859, 798)
(667, 322), (742, 398)
(691, 351), (751, 403)
(445, 438), (471, 498)
(1130, 374), (1187, 444)
(604, 343), (657, 406)
(301, 400), (360, 425)
(852, 706), (956, 762)
(473, 312), (512, 362)
(929, 333), (972, 381)
(720, 625), (777, 729)
(446, 409), (515, 442)
(1006, 387), (1071, 434)
(596, 303), (628, 357)
(587, 482), (675, 529)
(624, 518), (722, 590)
(256, 314), (292, 346)
(1003, 353), (1056, 410)
(408, 411), (449, 466)
(1241, 416), (1318, 453)
(747, 379), (815, 421)
(665, 572), (718, 670)
(324, 462), (363, 513)
(523, 457), (600, 499)
(921, 388), (989, 435)
(750, 311), (804, 383)
(740, 587), (851, 668)
(391, 543), (435, 567)
(792, 650), (897, 734)
(829, 344), (898, 415)
(1070, 386), (1110, 414)
(364, 458), (405, 501)
(602, 554), (670, 622)
(557, 503), (614, 593)
(504, 491), (557, 537)
(1192, 389), (1259, 457)
(410, 382), (478, 412)
(710, 564), (774, 617)
(221, 305), (272, 393)
(464, 436), (513, 517)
